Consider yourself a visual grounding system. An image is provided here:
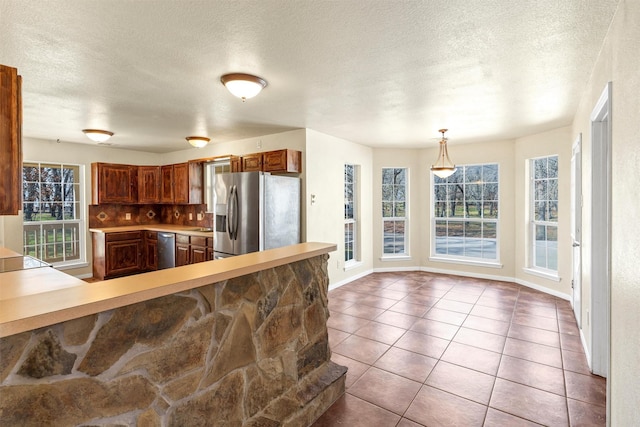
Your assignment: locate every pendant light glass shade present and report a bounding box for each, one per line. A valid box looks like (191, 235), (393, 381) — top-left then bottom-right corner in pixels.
(220, 73), (267, 101)
(430, 129), (457, 178)
(186, 136), (210, 148)
(82, 129), (113, 143)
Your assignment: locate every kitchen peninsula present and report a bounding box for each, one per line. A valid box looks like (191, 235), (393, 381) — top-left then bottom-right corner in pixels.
(0, 242), (345, 426)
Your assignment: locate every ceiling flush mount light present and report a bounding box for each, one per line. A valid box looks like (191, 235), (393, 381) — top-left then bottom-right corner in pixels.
(186, 136), (210, 148)
(430, 128), (457, 178)
(82, 129), (114, 143)
(220, 73), (267, 101)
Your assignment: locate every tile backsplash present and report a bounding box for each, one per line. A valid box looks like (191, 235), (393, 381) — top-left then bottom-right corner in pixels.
(89, 204), (212, 229)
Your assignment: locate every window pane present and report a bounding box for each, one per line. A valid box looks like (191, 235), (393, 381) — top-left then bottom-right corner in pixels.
(432, 163), (499, 261)
(394, 185), (405, 202)
(382, 184), (392, 201)
(534, 158), (547, 179)
(465, 166), (482, 183)
(382, 168), (393, 185)
(382, 202), (393, 217)
(548, 156), (558, 178)
(395, 202), (405, 217)
(395, 169), (406, 185)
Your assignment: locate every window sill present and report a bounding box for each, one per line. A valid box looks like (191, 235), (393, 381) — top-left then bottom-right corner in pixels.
(54, 262), (89, 271)
(344, 261), (363, 272)
(380, 255), (412, 262)
(523, 267), (561, 282)
(428, 256), (503, 269)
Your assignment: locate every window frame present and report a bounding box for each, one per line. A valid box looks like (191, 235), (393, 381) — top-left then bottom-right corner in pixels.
(344, 163), (359, 267)
(430, 163), (502, 267)
(22, 161), (86, 268)
(381, 167), (410, 259)
(529, 155), (559, 276)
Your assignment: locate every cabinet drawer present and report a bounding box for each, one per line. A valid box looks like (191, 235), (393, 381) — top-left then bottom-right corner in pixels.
(105, 231), (142, 242)
(176, 234), (190, 244)
(190, 236), (207, 247)
(145, 231), (157, 240)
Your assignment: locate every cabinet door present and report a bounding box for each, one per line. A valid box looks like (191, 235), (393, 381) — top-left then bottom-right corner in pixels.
(230, 156), (241, 172)
(0, 65), (22, 215)
(190, 246), (207, 264)
(173, 162), (190, 204)
(93, 163), (138, 204)
(263, 149), (302, 173)
(145, 231), (158, 270)
(160, 165), (174, 203)
(105, 238), (143, 277)
(241, 153), (263, 172)
(138, 166), (161, 204)
(176, 244), (190, 266)
(207, 248), (215, 260)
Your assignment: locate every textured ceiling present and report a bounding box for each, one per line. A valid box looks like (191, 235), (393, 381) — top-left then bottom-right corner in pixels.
(1, 0), (619, 153)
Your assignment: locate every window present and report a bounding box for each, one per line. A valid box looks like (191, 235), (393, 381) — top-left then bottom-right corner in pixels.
(22, 162), (85, 266)
(531, 155), (558, 271)
(382, 168), (408, 256)
(432, 164), (499, 262)
(344, 164), (357, 264)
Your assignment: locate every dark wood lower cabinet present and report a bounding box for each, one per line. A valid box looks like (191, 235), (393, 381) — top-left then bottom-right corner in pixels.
(93, 231), (143, 280)
(190, 236), (207, 264)
(144, 231), (158, 271)
(176, 234), (190, 267)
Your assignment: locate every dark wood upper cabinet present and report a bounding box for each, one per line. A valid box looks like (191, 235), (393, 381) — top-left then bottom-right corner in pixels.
(263, 149), (302, 173)
(241, 153), (263, 172)
(138, 166), (161, 204)
(160, 164), (174, 203)
(91, 163), (138, 204)
(0, 65), (22, 215)
(230, 156), (242, 172)
(167, 162), (203, 205)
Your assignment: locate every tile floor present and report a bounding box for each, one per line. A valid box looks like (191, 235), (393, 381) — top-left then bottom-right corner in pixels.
(313, 271), (606, 427)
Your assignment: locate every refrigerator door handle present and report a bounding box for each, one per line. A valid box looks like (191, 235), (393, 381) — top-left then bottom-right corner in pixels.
(232, 184), (239, 240)
(226, 186), (234, 241)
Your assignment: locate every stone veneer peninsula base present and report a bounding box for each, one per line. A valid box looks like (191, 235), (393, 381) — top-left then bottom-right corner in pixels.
(0, 251), (346, 426)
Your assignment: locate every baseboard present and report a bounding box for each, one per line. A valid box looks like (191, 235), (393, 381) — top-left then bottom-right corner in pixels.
(329, 268), (373, 291)
(580, 328), (592, 370)
(420, 266), (514, 283)
(514, 278), (571, 301)
(330, 265), (571, 302)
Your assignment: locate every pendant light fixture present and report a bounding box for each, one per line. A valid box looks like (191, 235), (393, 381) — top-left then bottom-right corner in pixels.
(220, 73), (267, 101)
(186, 136), (210, 148)
(430, 128), (457, 178)
(82, 129), (114, 143)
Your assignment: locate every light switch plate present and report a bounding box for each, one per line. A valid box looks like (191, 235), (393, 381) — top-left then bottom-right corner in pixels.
(125, 213), (131, 220)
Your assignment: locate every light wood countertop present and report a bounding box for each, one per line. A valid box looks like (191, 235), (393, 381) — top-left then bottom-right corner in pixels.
(89, 224), (214, 237)
(0, 247), (22, 259)
(0, 242), (336, 338)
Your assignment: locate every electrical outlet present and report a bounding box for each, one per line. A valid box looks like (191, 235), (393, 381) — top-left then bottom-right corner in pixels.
(125, 213), (131, 220)
(257, 140), (262, 149)
(197, 212), (203, 220)
(189, 213), (193, 220)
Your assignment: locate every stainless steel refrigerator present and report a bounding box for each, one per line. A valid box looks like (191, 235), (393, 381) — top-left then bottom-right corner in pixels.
(213, 171), (300, 258)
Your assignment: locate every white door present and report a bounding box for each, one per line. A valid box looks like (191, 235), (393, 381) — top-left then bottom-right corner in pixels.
(570, 135), (582, 327)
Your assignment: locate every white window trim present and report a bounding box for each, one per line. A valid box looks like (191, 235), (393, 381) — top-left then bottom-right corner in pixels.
(344, 164), (359, 264)
(430, 163), (501, 266)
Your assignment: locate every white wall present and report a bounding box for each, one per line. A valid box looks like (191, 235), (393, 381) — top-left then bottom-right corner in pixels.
(305, 129), (373, 286)
(571, 0), (640, 423)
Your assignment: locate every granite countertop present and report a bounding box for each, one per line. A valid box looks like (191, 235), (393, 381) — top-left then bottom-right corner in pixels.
(0, 242), (336, 338)
(89, 224), (214, 237)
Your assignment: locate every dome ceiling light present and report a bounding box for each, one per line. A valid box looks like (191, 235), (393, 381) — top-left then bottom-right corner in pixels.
(220, 73), (267, 101)
(82, 129), (114, 143)
(186, 136), (210, 148)
(430, 128), (457, 178)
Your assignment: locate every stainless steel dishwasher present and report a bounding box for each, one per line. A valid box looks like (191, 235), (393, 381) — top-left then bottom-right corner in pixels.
(157, 232), (175, 269)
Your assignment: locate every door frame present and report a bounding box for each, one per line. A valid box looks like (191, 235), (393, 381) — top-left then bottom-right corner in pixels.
(571, 133), (582, 328)
(589, 82), (612, 378)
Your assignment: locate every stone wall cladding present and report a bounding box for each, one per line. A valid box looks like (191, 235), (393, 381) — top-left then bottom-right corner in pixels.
(0, 254), (345, 426)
